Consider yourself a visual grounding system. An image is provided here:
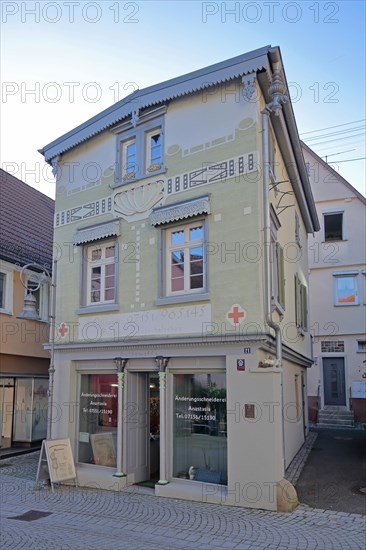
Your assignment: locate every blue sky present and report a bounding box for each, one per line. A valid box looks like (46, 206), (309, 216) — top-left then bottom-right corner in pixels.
(1, 0), (365, 198)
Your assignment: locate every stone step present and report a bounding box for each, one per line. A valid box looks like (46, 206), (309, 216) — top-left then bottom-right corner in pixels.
(318, 413), (354, 420)
(317, 422), (355, 429)
(317, 418), (354, 426)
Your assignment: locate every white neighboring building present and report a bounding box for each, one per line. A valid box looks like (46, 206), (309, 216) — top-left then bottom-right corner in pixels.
(303, 143), (366, 425)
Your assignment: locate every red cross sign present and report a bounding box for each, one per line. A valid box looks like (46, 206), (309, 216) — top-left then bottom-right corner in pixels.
(58, 323), (69, 338)
(226, 304), (246, 326)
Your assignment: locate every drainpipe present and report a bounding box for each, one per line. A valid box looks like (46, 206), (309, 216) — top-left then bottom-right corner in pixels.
(261, 62), (288, 474)
(48, 258), (57, 440)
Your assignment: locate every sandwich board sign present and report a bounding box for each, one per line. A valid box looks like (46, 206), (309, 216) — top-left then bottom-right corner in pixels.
(36, 438), (77, 492)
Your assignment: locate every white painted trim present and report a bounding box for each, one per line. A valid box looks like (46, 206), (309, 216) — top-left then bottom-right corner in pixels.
(0, 262), (14, 315)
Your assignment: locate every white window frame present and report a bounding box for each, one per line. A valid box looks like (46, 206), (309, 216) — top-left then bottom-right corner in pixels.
(323, 209), (344, 242)
(333, 272), (359, 306)
(145, 127), (163, 172)
(271, 240), (285, 313)
(114, 109), (165, 185)
(356, 340), (366, 353)
(295, 273), (308, 333)
(164, 220), (206, 297)
(0, 262), (13, 315)
(85, 241), (117, 306)
(362, 270), (366, 304)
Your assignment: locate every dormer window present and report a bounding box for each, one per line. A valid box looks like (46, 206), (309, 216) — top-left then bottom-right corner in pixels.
(114, 107), (166, 186)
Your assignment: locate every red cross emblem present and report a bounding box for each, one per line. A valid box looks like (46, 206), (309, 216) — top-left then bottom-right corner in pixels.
(227, 304), (246, 326)
(58, 323), (69, 337)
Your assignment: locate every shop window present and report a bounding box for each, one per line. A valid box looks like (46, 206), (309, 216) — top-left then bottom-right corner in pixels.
(78, 374), (118, 467)
(333, 273), (359, 306)
(173, 373), (227, 485)
(324, 212), (343, 241)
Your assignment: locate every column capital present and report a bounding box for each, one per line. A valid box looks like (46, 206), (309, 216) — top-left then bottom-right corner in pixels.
(114, 357), (128, 373)
(155, 356), (170, 372)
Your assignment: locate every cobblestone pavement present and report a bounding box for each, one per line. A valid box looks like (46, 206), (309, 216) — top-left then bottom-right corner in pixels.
(1, 451), (365, 550)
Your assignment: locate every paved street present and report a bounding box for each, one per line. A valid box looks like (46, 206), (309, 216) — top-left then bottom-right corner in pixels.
(1, 451), (365, 550)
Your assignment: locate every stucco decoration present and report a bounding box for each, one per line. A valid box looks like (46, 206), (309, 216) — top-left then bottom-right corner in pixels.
(151, 195), (211, 226)
(242, 73), (257, 101)
(113, 180), (164, 220)
(51, 156), (60, 178)
(73, 220), (120, 245)
(267, 62), (288, 116)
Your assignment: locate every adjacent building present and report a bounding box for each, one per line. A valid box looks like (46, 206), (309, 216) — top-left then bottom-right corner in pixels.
(0, 169), (54, 448)
(39, 45), (319, 511)
(303, 143), (366, 426)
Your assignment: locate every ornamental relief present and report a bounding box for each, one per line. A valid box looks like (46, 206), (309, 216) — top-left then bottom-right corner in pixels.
(113, 180), (165, 221)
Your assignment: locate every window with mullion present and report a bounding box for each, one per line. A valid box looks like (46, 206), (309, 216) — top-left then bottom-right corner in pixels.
(167, 223), (204, 295)
(87, 243), (116, 305)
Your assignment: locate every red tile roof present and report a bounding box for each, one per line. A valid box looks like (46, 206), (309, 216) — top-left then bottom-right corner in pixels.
(0, 169), (54, 269)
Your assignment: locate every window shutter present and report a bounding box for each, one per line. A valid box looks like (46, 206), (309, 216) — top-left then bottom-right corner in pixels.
(301, 283), (308, 331)
(295, 274), (300, 327)
(277, 244), (285, 309)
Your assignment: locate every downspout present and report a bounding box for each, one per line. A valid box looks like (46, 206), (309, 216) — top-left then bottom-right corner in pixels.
(261, 62), (288, 475)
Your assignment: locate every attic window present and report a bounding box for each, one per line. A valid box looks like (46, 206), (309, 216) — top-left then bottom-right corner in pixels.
(324, 212), (343, 241)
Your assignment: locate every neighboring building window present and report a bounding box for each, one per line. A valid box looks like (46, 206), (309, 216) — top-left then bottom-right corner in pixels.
(0, 263), (13, 314)
(333, 273), (359, 306)
(357, 340), (366, 352)
(324, 212), (343, 241)
(295, 274), (308, 332)
(86, 242), (117, 305)
(78, 373), (118, 467)
(115, 111), (165, 183)
(164, 221), (205, 296)
(0, 272), (6, 309)
(173, 372), (227, 485)
(363, 271), (366, 304)
(321, 340), (345, 353)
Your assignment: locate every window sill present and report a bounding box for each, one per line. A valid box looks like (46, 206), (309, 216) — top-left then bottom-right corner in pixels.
(0, 308), (13, 316)
(334, 303), (359, 307)
(322, 239), (347, 243)
(111, 167), (167, 189)
(155, 293), (210, 306)
(77, 303), (119, 315)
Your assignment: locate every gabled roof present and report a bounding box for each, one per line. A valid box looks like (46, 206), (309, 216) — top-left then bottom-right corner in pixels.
(39, 45), (272, 161)
(301, 141), (366, 204)
(39, 45), (319, 233)
(0, 169), (55, 268)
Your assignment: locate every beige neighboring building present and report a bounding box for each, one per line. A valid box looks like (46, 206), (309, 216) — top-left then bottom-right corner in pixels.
(0, 169), (54, 448)
(303, 143), (366, 426)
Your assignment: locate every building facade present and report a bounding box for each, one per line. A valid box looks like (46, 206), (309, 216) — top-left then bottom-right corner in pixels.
(303, 143), (366, 425)
(40, 46), (319, 511)
(0, 169), (54, 448)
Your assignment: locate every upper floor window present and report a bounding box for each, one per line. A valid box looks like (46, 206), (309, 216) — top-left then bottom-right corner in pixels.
(295, 211), (301, 247)
(115, 109), (165, 184)
(0, 263), (13, 314)
(86, 242), (117, 305)
(295, 274), (308, 333)
(356, 340), (366, 353)
(333, 272), (359, 306)
(165, 221), (205, 296)
(271, 241), (285, 312)
(324, 212), (343, 241)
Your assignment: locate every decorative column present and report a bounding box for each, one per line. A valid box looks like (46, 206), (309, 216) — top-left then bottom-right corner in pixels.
(113, 357), (128, 477)
(155, 356), (170, 485)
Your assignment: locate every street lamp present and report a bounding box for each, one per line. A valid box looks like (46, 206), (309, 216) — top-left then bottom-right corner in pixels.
(18, 261), (57, 440)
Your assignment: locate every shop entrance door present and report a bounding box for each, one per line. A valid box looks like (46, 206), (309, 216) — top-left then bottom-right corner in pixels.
(0, 378), (15, 448)
(126, 372), (149, 484)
